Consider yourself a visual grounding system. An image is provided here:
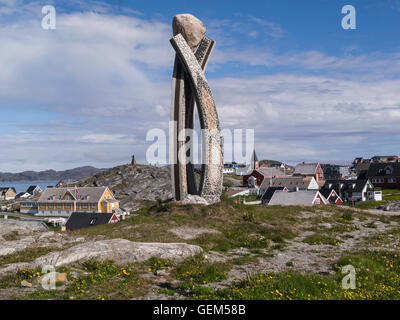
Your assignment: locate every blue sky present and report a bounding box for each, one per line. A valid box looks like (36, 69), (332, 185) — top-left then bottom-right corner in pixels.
(0, 0), (400, 171)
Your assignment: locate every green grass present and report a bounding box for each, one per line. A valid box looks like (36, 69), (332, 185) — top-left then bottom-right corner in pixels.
(15, 260), (150, 300)
(382, 189), (400, 195)
(70, 199), (303, 253)
(146, 257), (175, 273)
(303, 234), (341, 246)
(173, 254), (230, 285)
(243, 194), (260, 202)
(0, 247), (58, 266)
(222, 180), (234, 188)
(2, 199), (400, 300)
(184, 250), (400, 300)
(344, 190), (400, 210)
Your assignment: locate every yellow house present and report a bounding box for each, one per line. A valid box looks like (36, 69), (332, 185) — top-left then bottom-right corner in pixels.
(0, 187), (17, 200)
(21, 186), (120, 216)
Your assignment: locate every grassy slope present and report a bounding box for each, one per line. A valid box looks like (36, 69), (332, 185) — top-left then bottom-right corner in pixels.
(2, 196), (400, 300)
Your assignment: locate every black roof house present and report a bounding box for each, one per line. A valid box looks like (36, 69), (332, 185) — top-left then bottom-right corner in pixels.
(322, 179), (373, 202)
(320, 188), (333, 199)
(0, 187), (17, 195)
(26, 185), (41, 194)
(366, 163), (400, 178)
(65, 212), (118, 231)
(261, 187), (285, 205)
(323, 179), (371, 193)
(319, 188), (343, 204)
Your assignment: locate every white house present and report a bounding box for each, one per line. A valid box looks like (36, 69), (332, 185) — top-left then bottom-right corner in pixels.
(258, 176), (319, 196)
(26, 185), (42, 196)
(15, 192), (31, 199)
(268, 190), (328, 206)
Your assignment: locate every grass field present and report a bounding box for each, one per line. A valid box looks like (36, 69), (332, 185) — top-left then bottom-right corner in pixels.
(344, 188), (400, 209)
(1, 196), (400, 300)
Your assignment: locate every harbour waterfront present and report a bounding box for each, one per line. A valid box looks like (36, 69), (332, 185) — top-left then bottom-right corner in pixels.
(0, 180), (59, 193)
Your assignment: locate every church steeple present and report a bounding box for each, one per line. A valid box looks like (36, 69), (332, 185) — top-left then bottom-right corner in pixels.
(251, 149), (259, 170)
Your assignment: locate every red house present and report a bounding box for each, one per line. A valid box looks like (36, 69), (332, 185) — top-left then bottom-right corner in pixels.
(320, 188), (343, 205)
(365, 163), (400, 189)
(243, 167), (286, 187)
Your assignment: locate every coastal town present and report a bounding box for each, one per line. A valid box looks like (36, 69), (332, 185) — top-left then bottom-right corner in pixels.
(0, 152), (398, 232)
(225, 151), (398, 207)
(1, 182), (127, 230)
(1, 1), (399, 305)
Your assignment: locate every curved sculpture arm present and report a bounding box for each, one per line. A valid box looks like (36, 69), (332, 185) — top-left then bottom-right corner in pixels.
(170, 33), (223, 202)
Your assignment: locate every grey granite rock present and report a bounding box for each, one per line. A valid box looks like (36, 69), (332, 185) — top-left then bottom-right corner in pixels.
(75, 164), (173, 212)
(0, 239), (203, 276)
(172, 14), (206, 51)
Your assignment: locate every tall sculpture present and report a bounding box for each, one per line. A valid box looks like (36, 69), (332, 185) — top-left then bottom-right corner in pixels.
(170, 14), (223, 204)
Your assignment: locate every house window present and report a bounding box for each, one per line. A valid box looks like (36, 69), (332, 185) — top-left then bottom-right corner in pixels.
(65, 204), (70, 208)
(83, 203), (88, 209)
(388, 178), (397, 183)
(48, 203), (53, 209)
(92, 203), (96, 209)
(57, 203), (61, 209)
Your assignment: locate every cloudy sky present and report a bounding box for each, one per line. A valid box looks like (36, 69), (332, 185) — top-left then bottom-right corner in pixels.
(0, 0), (400, 172)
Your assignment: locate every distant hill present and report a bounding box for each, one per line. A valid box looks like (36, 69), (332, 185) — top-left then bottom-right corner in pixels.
(0, 166), (104, 182)
(259, 160), (294, 172)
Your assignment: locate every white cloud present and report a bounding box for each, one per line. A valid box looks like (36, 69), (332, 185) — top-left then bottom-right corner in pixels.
(0, 5), (399, 171)
(211, 74), (400, 162)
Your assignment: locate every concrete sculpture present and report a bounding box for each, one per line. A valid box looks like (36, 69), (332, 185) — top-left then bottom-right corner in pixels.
(170, 14), (223, 204)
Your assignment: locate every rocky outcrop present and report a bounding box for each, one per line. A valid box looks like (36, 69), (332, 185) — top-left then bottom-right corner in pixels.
(35, 239), (202, 266)
(0, 220), (43, 237)
(75, 164), (173, 212)
(169, 226), (221, 240)
(377, 201), (400, 211)
(0, 239), (202, 275)
(0, 220), (85, 257)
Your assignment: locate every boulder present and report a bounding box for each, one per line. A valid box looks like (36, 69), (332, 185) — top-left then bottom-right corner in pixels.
(380, 201), (400, 212)
(0, 239), (202, 276)
(21, 280), (32, 288)
(181, 194), (209, 205)
(37, 272), (68, 285)
(56, 272), (68, 283)
(172, 14), (206, 51)
(33, 239), (202, 267)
